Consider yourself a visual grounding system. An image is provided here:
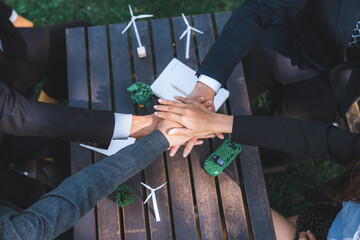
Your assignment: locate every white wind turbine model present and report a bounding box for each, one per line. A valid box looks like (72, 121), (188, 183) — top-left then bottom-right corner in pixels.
(179, 13), (203, 59)
(141, 182), (167, 222)
(122, 5), (153, 58)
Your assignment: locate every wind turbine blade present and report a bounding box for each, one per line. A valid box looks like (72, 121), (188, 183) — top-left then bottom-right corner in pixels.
(128, 5), (133, 16)
(182, 13), (189, 26)
(155, 182), (167, 190)
(141, 182), (151, 189)
(144, 193), (152, 204)
(191, 27), (204, 34)
(121, 21), (133, 34)
(179, 29), (188, 40)
(136, 14), (153, 19)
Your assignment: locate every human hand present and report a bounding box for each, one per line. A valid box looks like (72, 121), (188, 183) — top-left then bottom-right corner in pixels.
(163, 95), (222, 157)
(129, 114), (160, 139)
(13, 15), (34, 28)
(154, 96), (233, 137)
(298, 231), (316, 240)
(158, 119), (196, 147)
(187, 82), (216, 111)
(183, 82), (222, 155)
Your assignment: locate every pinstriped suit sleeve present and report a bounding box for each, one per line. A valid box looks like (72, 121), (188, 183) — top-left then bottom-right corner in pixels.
(0, 130), (169, 240)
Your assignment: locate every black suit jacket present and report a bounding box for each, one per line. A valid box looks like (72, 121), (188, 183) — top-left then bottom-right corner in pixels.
(0, 1), (35, 92)
(232, 115), (360, 165)
(0, 80), (114, 147)
(0, 3), (115, 147)
(197, 0), (360, 115)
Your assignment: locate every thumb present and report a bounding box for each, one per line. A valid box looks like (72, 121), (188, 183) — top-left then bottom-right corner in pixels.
(168, 128), (192, 136)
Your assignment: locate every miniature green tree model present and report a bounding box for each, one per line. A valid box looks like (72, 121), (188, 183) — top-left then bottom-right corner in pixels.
(127, 82), (153, 107)
(116, 185), (134, 208)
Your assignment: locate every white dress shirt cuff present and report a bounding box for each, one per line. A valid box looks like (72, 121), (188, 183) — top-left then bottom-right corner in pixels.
(112, 113), (132, 139)
(9, 10), (18, 23)
(198, 74), (222, 93)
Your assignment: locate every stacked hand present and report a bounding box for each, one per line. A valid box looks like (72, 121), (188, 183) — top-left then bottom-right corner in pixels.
(170, 82), (221, 157)
(131, 82), (229, 156)
(154, 97), (233, 137)
(129, 114), (205, 149)
(130, 114), (160, 139)
(158, 119), (203, 148)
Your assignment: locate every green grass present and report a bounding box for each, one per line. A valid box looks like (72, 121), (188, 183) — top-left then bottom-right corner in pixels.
(265, 159), (346, 217)
(5, 0), (347, 219)
(6, 0), (239, 26)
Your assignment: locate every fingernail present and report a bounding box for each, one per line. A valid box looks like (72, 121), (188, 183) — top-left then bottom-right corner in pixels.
(168, 129), (175, 135)
(154, 105), (158, 109)
(208, 100), (212, 104)
(208, 107), (212, 111)
(200, 97), (204, 100)
(183, 151), (189, 157)
(170, 150), (175, 157)
(158, 99), (164, 103)
(210, 134), (215, 137)
(307, 230), (311, 233)
(154, 112), (158, 115)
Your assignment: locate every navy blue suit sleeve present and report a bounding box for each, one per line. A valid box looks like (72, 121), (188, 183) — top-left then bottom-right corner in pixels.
(196, 0), (305, 85)
(232, 115), (358, 165)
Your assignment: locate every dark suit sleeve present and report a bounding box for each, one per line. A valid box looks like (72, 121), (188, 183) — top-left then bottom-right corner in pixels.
(0, 130), (169, 240)
(231, 115), (359, 165)
(0, 82), (115, 147)
(196, 0), (305, 85)
(0, 1), (13, 19)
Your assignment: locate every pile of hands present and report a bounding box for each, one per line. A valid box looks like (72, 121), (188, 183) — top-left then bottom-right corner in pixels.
(130, 82), (233, 157)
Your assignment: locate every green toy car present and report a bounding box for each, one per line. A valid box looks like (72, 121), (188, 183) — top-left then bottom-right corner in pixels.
(204, 139), (242, 177)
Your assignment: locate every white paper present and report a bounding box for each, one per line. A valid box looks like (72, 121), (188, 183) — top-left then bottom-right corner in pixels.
(80, 138), (136, 156)
(151, 58), (229, 111)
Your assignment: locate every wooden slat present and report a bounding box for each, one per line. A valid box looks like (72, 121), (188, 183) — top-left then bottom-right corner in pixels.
(345, 101), (360, 133)
(119, 20), (150, 240)
(145, 18), (174, 240)
(109, 23), (134, 115)
(108, 22), (134, 240)
(196, 13), (249, 240)
(151, 15), (199, 240)
(129, 19), (173, 240)
(152, 19), (174, 74)
(66, 27), (96, 240)
(88, 25), (121, 240)
(214, 12), (276, 240)
(190, 14), (224, 240)
(172, 15), (202, 240)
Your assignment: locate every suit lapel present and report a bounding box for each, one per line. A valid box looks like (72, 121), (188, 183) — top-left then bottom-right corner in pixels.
(334, 0), (360, 61)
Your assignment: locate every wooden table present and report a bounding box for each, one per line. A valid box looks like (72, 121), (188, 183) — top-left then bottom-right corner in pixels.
(66, 12), (275, 240)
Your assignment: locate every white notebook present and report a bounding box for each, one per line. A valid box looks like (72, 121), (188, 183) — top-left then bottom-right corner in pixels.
(80, 138), (136, 156)
(151, 58), (229, 112)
